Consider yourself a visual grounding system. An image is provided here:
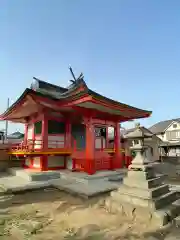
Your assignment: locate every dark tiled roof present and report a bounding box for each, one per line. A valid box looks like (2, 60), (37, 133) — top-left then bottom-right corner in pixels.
(149, 118), (180, 134)
(8, 131), (24, 139)
(0, 73), (152, 121)
(123, 127), (153, 139)
(109, 126), (154, 141)
(31, 77), (87, 99)
(123, 126), (153, 135)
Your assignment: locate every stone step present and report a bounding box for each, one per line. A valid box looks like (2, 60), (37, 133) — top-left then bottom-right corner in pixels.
(117, 184), (170, 199)
(123, 175), (165, 189)
(154, 191), (178, 210)
(52, 179), (118, 199)
(152, 200), (180, 226)
(30, 172), (60, 181)
(160, 199), (180, 221)
(108, 175), (123, 182)
(59, 170), (125, 184)
(8, 168), (61, 181)
(8, 168), (31, 181)
(151, 184), (170, 198)
(126, 169), (156, 180)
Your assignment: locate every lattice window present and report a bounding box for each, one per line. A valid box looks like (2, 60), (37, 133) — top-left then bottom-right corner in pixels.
(34, 121), (42, 134)
(48, 120), (65, 134)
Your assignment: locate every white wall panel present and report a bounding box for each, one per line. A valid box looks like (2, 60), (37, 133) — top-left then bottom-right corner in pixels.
(47, 156), (65, 167)
(34, 135), (42, 149)
(33, 157), (41, 168)
(48, 135), (65, 148)
(27, 124), (33, 140)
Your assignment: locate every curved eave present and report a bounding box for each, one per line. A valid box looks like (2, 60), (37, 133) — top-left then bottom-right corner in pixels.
(88, 89), (152, 117)
(0, 79), (152, 122)
(0, 89), (31, 120)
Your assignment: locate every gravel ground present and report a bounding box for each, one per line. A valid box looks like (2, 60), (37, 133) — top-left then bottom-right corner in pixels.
(0, 188), (179, 240)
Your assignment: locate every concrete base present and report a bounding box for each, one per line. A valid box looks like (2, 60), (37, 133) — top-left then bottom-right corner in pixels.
(0, 168), (126, 198)
(105, 165), (180, 226)
(8, 167), (126, 183)
(52, 178), (119, 199)
(8, 168), (61, 181)
(106, 196), (180, 226)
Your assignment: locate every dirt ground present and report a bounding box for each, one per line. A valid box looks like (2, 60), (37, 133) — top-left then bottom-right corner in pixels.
(0, 189), (179, 240)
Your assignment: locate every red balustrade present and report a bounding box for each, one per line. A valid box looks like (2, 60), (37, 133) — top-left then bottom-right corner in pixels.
(10, 138), (76, 153)
(95, 157), (111, 171)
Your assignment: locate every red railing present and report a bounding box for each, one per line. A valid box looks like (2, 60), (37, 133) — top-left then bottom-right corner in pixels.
(10, 138), (77, 152)
(95, 157), (111, 171)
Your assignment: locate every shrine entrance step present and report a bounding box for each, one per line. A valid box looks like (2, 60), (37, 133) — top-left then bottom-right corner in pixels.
(8, 168), (61, 182)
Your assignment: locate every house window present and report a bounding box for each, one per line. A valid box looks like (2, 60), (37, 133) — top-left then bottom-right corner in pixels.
(34, 121), (42, 134)
(176, 131), (180, 138)
(48, 120), (65, 134)
(166, 130), (180, 140)
(173, 123), (177, 128)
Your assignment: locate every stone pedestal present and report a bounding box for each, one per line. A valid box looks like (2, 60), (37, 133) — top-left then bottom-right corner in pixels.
(106, 144), (180, 226)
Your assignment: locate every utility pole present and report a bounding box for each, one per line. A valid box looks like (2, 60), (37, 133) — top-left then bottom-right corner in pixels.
(5, 98), (10, 140)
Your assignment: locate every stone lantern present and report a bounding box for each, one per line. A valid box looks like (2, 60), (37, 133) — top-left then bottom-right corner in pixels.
(123, 126), (153, 167)
(106, 125), (180, 227)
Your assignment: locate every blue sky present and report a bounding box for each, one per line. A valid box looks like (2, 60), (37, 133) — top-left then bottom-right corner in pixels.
(0, 0), (180, 133)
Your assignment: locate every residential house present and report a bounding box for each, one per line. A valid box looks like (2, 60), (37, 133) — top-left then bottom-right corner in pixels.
(123, 126), (162, 161)
(149, 118), (180, 156)
(7, 131), (24, 144)
(108, 125), (162, 162)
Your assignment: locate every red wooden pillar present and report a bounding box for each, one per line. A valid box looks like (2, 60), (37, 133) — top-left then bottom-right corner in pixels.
(65, 120), (72, 170)
(105, 126), (108, 148)
(65, 120), (71, 149)
(113, 122), (122, 169)
(41, 116), (48, 171)
(24, 124), (28, 145)
(22, 123), (28, 168)
(85, 117), (96, 175)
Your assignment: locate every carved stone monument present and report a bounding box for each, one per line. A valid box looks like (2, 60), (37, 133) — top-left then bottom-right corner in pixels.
(106, 126), (180, 226)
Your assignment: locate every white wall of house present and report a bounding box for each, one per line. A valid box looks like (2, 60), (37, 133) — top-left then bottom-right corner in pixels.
(156, 121), (180, 142)
(166, 121), (180, 131)
(156, 134), (165, 141)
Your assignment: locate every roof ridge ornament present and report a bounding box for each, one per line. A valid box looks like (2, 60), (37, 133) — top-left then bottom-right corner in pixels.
(69, 66), (84, 84)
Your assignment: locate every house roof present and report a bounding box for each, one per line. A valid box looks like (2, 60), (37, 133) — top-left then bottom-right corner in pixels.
(123, 126), (153, 135)
(109, 126), (160, 141)
(123, 126), (153, 139)
(0, 74), (152, 123)
(123, 126), (153, 137)
(149, 118), (180, 134)
(7, 131), (24, 139)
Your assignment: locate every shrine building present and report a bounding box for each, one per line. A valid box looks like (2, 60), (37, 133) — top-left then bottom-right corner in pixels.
(0, 72), (152, 174)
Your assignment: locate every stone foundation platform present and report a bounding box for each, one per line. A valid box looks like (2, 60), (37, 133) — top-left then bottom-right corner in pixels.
(105, 166), (180, 226)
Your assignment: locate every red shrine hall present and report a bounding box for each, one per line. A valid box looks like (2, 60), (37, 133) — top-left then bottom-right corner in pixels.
(0, 72), (151, 174)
